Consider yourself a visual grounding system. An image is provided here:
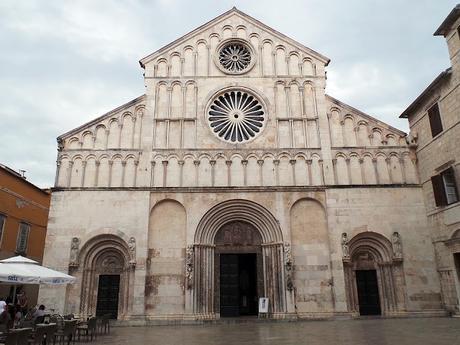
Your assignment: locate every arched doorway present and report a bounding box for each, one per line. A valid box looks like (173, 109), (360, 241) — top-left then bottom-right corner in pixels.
(343, 232), (406, 316)
(444, 229), (460, 312)
(215, 221), (263, 316)
(192, 199), (286, 319)
(72, 234), (135, 319)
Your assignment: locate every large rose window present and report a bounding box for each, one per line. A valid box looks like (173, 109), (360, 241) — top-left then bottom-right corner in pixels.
(207, 89), (266, 143)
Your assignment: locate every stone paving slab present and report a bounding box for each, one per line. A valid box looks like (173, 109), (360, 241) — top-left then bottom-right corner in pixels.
(93, 317), (460, 345)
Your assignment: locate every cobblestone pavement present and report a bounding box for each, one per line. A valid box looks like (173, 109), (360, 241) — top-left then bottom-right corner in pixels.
(94, 317), (460, 345)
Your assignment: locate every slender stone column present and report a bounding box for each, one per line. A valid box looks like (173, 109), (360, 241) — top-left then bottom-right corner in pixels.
(67, 161), (74, 187)
(289, 159), (296, 186)
(226, 160), (232, 186)
(162, 160), (168, 187)
(242, 160), (248, 186)
(306, 159), (312, 185)
(257, 159), (264, 186)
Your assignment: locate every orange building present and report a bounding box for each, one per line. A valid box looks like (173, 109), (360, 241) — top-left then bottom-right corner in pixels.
(0, 163), (50, 306)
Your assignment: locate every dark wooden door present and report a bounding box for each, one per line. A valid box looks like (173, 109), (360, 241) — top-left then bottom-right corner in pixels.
(356, 270), (381, 315)
(238, 253), (258, 315)
(96, 274), (120, 319)
(220, 254), (239, 317)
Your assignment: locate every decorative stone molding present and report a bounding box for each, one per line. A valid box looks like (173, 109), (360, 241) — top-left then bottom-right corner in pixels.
(185, 245), (194, 290)
(392, 232), (403, 261)
(69, 237), (80, 268)
(284, 242), (294, 292)
(128, 237), (136, 267)
(341, 232), (350, 261)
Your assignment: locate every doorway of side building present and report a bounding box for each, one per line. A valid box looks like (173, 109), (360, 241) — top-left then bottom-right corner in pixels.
(356, 270), (381, 315)
(220, 253), (258, 317)
(96, 274), (120, 319)
(454, 253), (460, 302)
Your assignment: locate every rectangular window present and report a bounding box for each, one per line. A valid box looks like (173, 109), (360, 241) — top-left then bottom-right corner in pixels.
(428, 103), (443, 137)
(0, 215), (5, 246)
(16, 222), (30, 255)
(431, 167), (459, 206)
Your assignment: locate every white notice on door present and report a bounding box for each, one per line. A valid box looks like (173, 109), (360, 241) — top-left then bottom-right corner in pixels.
(258, 297), (269, 313)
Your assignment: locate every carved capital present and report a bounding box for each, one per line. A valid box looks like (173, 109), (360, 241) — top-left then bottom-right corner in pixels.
(225, 160), (232, 166)
(257, 159), (264, 166)
(193, 160), (200, 166)
(241, 160), (248, 166)
(273, 159), (280, 166)
(209, 160), (216, 166)
(178, 160), (185, 166)
(162, 160), (168, 166)
(289, 159), (296, 165)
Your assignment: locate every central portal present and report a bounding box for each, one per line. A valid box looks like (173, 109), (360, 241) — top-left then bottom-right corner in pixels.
(220, 253), (258, 316)
(215, 220), (263, 317)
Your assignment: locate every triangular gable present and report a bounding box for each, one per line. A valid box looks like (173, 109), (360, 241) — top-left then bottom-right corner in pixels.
(58, 94), (146, 140)
(326, 95), (406, 137)
(139, 7), (330, 68)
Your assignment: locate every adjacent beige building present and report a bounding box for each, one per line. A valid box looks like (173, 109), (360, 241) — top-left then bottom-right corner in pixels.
(400, 5), (460, 315)
(40, 8), (446, 322)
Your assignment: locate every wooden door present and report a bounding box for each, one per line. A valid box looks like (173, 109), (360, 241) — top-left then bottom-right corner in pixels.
(96, 274), (120, 319)
(356, 270), (381, 315)
(220, 254), (239, 317)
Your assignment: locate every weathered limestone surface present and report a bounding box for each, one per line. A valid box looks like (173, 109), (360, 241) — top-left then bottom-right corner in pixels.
(40, 8), (446, 321)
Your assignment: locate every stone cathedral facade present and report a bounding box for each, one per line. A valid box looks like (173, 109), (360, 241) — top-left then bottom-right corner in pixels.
(40, 8), (445, 321)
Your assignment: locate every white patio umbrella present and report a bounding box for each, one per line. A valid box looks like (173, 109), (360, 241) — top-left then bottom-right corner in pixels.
(0, 255), (76, 285)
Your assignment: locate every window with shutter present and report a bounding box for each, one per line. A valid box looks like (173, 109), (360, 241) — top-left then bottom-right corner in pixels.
(16, 223), (30, 254)
(442, 167), (459, 205)
(428, 103), (443, 137)
(431, 174), (447, 206)
(0, 215), (5, 245)
(432, 167), (459, 207)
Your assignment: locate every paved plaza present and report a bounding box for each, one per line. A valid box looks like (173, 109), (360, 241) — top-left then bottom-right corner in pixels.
(94, 317), (460, 345)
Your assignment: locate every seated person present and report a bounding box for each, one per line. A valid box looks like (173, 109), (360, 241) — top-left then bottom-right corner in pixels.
(13, 305), (22, 328)
(32, 305), (46, 323)
(0, 304), (11, 325)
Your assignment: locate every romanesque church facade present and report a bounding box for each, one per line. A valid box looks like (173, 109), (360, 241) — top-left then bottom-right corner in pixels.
(40, 8), (445, 321)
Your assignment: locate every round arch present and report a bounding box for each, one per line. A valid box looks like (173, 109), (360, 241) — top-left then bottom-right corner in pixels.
(73, 234), (135, 320)
(343, 231), (406, 316)
(192, 199), (287, 318)
(194, 199), (283, 245)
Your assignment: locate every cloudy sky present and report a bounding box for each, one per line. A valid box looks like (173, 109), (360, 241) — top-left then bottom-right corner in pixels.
(0, 0), (457, 187)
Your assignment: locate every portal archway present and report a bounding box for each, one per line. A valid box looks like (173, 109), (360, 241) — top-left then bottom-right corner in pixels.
(74, 234), (134, 319)
(343, 232), (406, 316)
(193, 199), (286, 318)
(215, 221), (263, 316)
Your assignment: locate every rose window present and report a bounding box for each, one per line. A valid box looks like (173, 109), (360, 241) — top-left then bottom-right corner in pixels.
(218, 41), (252, 73)
(208, 90), (266, 143)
